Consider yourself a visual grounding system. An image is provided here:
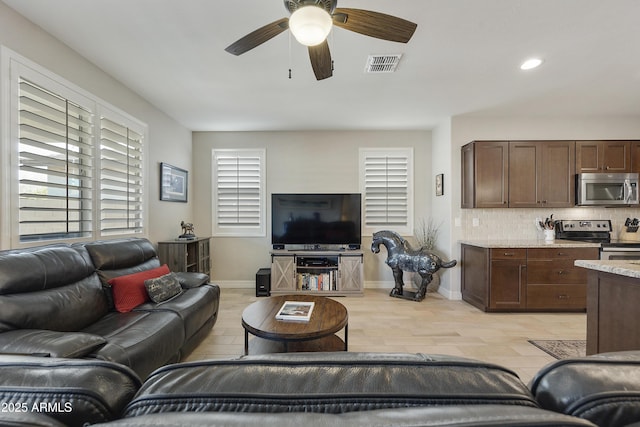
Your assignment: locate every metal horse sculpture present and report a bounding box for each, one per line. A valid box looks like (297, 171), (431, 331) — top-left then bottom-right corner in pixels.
(180, 221), (196, 238)
(371, 230), (457, 302)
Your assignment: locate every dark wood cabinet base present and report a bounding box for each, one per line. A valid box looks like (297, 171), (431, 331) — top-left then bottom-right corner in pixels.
(586, 270), (640, 355)
(462, 244), (598, 312)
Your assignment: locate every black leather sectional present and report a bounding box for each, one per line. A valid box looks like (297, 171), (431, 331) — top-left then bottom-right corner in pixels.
(1, 238), (639, 426)
(1, 351), (640, 426)
(0, 238), (220, 379)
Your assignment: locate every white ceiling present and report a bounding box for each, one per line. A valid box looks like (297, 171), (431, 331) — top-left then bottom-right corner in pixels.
(4, 0), (640, 131)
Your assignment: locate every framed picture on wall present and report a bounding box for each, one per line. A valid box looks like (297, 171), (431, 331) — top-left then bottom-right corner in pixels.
(160, 162), (188, 202)
(435, 173), (444, 196)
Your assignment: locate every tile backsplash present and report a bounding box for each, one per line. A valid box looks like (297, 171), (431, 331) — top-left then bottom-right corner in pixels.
(459, 207), (640, 241)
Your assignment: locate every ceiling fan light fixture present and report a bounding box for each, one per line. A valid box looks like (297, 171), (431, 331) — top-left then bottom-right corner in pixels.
(520, 58), (543, 70)
(289, 6), (333, 46)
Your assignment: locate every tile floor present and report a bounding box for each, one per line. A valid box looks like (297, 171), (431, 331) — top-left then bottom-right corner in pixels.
(185, 288), (586, 384)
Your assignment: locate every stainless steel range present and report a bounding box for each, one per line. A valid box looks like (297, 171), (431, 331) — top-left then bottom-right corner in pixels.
(556, 219), (640, 260)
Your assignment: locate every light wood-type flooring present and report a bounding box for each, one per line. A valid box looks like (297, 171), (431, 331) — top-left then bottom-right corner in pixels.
(185, 288), (586, 384)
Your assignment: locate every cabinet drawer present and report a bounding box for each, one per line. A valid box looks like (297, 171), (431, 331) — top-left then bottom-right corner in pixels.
(526, 284), (586, 309)
(527, 260), (587, 284)
(527, 247), (599, 260)
(490, 248), (527, 260)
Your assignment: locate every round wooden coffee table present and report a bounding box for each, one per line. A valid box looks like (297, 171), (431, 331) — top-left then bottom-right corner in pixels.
(242, 294), (348, 355)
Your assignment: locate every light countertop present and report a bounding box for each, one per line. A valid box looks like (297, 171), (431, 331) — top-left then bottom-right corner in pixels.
(574, 260), (640, 279)
(460, 239), (601, 249)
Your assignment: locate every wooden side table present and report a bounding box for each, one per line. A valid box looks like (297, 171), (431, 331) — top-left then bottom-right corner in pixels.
(157, 237), (211, 275)
(241, 294), (348, 355)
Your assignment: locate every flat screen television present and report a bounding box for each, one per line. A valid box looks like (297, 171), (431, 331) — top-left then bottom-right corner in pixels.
(271, 193), (361, 247)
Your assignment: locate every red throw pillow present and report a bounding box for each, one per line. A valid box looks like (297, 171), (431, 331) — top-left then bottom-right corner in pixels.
(108, 265), (170, 313)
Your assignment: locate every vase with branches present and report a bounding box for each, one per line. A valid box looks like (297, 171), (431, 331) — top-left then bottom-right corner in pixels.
(414, 217), (440, 250)
(412, 218), (441, 290)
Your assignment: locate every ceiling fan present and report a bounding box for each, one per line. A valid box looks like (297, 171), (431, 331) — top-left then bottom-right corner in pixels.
(225, 0), (418, 80)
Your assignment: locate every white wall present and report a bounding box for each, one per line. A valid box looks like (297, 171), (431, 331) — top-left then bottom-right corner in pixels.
(192, 130), (433, 288)
(430, 118), (456, 298)
(0, 2), (192, 245)
(448, 115), (640, 297)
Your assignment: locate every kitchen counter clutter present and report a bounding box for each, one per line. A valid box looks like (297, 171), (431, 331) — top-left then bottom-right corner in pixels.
(460, 239), (601, 248)
(575, 259), (640, 355)
(461, 241), (599, 312)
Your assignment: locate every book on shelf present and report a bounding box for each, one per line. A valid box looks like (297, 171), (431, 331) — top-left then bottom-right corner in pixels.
(296, 271), (336, 291)
(275, 301), (315, 322)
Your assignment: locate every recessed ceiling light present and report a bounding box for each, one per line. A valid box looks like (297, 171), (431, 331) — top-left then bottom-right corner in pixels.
(521, 58), (543, 70)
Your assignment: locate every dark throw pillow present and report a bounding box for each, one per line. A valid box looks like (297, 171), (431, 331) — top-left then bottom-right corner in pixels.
(144, 272), (183, 304)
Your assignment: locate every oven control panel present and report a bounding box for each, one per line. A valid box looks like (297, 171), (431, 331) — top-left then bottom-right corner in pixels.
(557, 220), (612, 232)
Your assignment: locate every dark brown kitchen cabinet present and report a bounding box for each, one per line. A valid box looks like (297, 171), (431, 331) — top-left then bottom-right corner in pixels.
(461, 141), (508, 208)
(488, 249), (527, 310)
(585, 269), (640, 355)
(576, 140), (631, 173)
(526, 248), (596, 310)
(461, 245), (526, 311)
(461, 244), (598, 312)
(462, 140), (574, 209)
(509, 141), (575, 208)
(631, 141), (640, 173)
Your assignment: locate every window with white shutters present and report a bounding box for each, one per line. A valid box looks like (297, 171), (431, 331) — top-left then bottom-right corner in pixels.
(99, 114), (144, 236)
(18, 79), (94, 242)
(359, 148), (413, 235)
(212, 149), (266, 237)
(4, 47), (147, 247)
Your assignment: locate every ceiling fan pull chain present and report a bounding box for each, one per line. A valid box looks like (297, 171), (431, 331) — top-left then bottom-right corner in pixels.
(288, 29), (293, 79)
(330, 29), (335, 72)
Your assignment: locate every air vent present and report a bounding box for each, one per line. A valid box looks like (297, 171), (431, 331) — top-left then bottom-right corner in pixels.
(365, 54), (403, 73)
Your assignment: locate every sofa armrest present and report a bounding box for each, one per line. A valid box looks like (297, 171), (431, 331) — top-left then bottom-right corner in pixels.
(0, 355), (141, 427)
(530, 351), (640, 427)
(0, 330), (106, 358)
(174, 271), (210, 288)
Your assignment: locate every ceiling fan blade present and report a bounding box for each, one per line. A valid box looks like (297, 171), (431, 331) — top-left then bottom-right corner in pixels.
(225, 18), (289, 55)
(308, 40), (333, 81)
(332, 8), (417, 43)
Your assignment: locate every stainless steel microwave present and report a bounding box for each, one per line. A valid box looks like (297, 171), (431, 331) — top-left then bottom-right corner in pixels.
(576, 173), (640, 206)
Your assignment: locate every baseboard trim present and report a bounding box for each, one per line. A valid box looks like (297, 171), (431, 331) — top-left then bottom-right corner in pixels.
(213, 280), (255, 289)
(211, 281), (397, 290)
(364, 281), (395, 289)
(210, 280), (461, 301)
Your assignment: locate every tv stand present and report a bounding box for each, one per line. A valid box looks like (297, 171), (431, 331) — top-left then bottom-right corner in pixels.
(270, 249), (363, 296)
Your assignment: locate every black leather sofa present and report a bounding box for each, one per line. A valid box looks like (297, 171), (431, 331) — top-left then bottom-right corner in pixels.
(0, 355), (141, 427)
(0, 238), (220, 380)
(2, 351), (640, 426)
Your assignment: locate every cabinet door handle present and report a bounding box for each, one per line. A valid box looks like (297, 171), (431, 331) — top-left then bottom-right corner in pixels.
(557, 270), (565, 275)
(503, 252), (516, 256)
(557, 294), (569, 299)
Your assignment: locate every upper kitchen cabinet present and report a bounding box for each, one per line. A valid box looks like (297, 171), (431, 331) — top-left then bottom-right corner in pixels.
(461, 141), (509, 208)
(462, 140), (574, 208)
(576, 140), (631, 173)
(509, 141), (575, 208)
(631, 141), (640, 173)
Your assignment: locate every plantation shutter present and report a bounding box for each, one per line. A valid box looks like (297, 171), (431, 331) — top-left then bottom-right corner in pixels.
(360, 148), (413, 235)
(99, 115), (144, 236)
(18, 79), (94, 242)
(212, 149), (266, 237)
